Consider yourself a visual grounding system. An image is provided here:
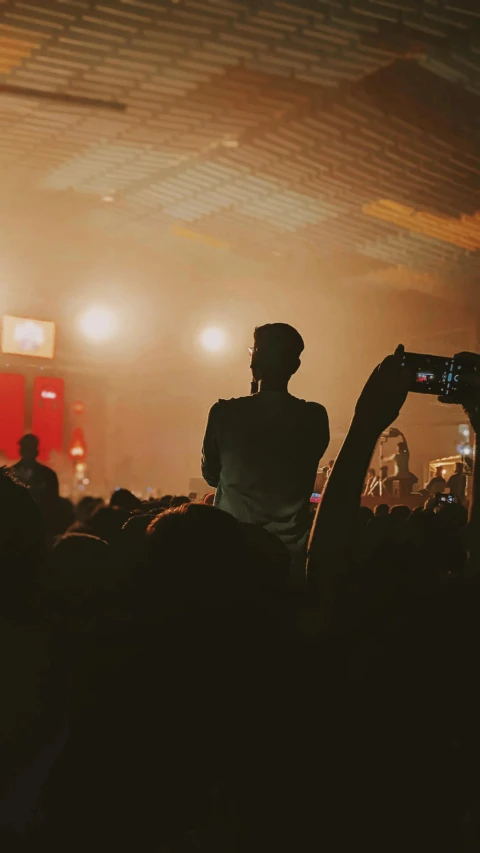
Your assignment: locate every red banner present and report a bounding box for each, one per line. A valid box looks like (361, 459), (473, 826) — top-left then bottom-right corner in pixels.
(0, 373), (25, 460)
(32, 376), (64, 463)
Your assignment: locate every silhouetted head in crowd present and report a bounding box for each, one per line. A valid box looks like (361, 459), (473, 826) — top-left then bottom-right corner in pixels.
(435, 465), (444, 478)
(18, 433), (40, 462)
(156, 494), (172, 508)
(109, 488), (142, 513)
(250, 323), (304, 392)
(89, 505), (129, 546)
(358, 505), (374, 527)
(119, 513), (153, 570)
(76, 495), (104, 524)
(455, 461), (464, 474)
(144, 503), (249, 608)
(50, 533), (111, 619)
(0, 467), (47, 610)
(390, 505), (411, 523)
(169, 495), (191, 509)
(374, 504), (390, 517)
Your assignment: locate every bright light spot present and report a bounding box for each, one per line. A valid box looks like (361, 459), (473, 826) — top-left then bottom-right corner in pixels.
(41, 390), (57, 400)
(79, 306), (117, 342)
(462, 427), (470, 438)
(82, 478), (90, 485)
(463, 445), (472, 456)
(442, 469), (447, 476)
(200, 327), (226, 352)
(102, 195), (114, 203)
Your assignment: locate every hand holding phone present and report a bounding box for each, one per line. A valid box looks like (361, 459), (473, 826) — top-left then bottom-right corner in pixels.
(402, 352), (480, 399)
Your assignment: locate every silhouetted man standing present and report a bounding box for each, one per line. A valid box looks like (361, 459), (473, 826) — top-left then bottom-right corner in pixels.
(11, 434), (60, 539)
(202, 323), (329, 581)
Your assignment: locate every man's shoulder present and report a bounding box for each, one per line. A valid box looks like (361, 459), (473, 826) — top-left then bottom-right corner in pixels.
(213, 395), (253, 409)
(289, 396), (327, 417)
(36, 462), (58, 480)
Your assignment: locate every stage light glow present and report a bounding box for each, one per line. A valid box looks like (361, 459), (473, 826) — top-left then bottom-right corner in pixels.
(200, 327), (226, 352)
(79, 306), (117, 342)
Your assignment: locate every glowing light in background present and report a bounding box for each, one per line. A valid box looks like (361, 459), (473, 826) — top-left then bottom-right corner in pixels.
(200, 327), (226, 352)
(79, 306), (117, 342)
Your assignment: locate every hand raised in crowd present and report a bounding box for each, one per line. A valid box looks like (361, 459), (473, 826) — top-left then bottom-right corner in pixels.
(439, 351), (480, 435)
(353, 344), (411, 438)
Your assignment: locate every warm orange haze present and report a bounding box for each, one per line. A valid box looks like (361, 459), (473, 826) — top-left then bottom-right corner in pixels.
(2, 3), (480, 851)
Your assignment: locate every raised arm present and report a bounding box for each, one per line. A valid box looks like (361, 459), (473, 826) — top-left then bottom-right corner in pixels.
(201, 403), (221, 488)
(307, 346), (410, 619)
(447, 353), (480, 572)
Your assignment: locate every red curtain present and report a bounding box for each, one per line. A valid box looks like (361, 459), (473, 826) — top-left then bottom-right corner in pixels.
(0, 373), (25, 460)
(32, 376), (64, 463)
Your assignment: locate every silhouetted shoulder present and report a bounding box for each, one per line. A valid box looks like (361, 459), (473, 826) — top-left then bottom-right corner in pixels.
(215, 395), (254, 413)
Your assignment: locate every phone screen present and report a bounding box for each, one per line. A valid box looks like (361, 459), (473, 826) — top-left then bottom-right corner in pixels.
(310, 493), (321, 504)
(437, 494), (456, 505)
(403, 352), (478, 397)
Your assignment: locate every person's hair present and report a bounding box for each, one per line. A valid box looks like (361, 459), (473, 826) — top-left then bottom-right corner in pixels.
(109, 488), (142, 513)
(169, 495), (191, 509)
(455, 462), (464, 473)
(88, 505), (129, 546)
(76, 495), (104, 523)
(251, 323), (304, 384)
(435, 466), (444, 476)
(144, 503), (248, 607)
(374, 503), (390, 517)
(49, 533), (112, 620)
(389, 505), (411, 522)
(398, 441), (407, 453)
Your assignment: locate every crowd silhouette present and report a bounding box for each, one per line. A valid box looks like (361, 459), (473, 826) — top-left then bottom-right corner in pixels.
(1, 339), (480, 852)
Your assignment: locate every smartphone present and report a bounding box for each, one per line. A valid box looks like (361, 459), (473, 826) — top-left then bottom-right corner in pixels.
(402, 352), (479, 397)
(436, 493), (457, 506)
(310, 493), (321, 504)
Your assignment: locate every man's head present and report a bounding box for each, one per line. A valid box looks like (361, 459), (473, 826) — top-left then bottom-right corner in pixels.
(436, 466), (444, 478)
(250, 323), (304, 387)
(18, 433), (39, 461)
(455, 462), (464, 474)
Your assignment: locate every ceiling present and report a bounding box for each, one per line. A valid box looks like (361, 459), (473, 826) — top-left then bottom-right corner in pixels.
(1, 0), (480, 301)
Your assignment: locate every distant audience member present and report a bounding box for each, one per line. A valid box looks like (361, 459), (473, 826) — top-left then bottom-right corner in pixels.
(109, 488), (142, 513)
(169, 495), (191, 509)
(389, 504), (411, 523)
(447, 462), (467, 502)
(374, 503), (390, 517)
(11, 434), (59, 510)
(88, 506), (128, 546)
(426, 466), (447, 496)
(202, 323), (329, 581)
(76, 496), (104, 524)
